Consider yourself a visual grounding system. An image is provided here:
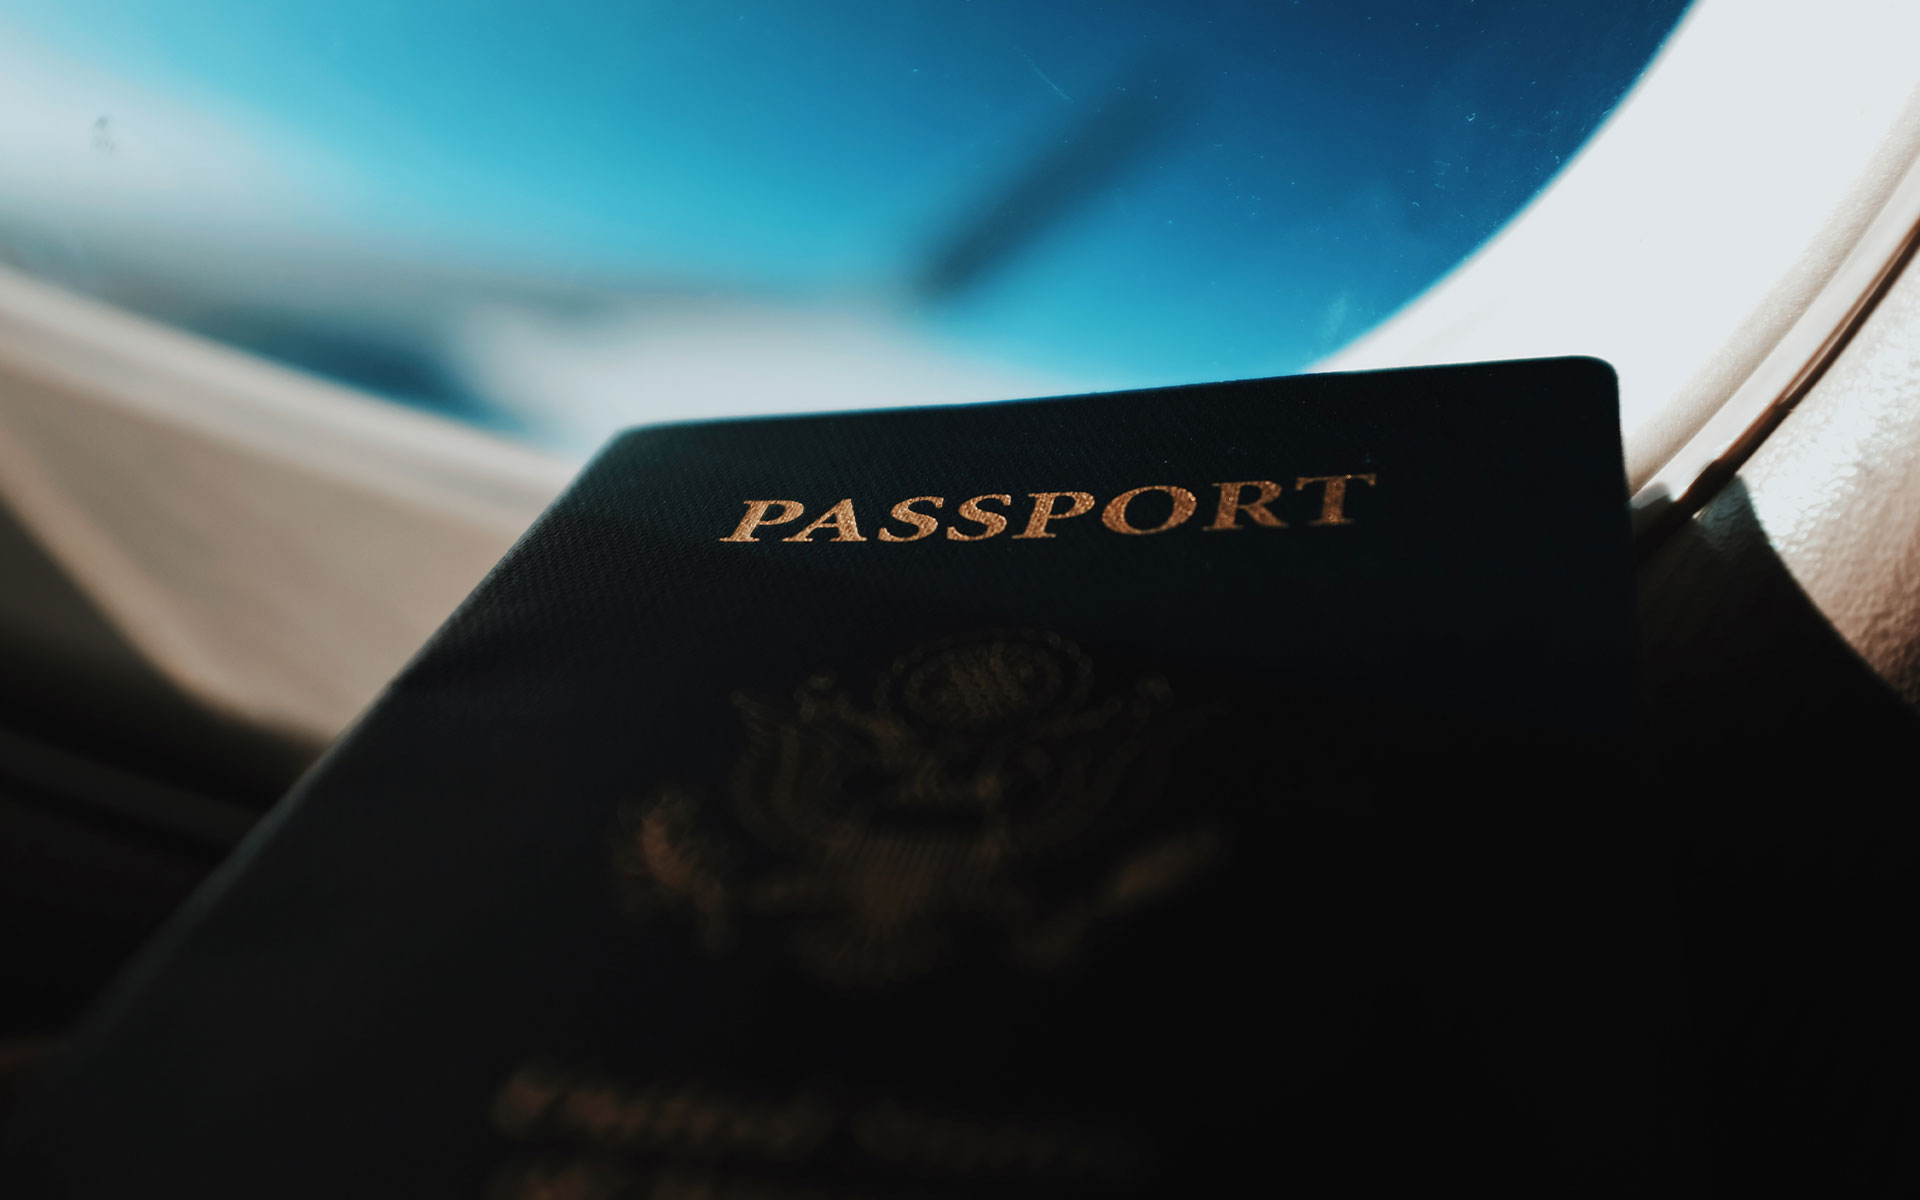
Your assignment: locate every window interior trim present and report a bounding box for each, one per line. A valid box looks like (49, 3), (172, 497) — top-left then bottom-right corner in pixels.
(1631, 152), (1920, 548)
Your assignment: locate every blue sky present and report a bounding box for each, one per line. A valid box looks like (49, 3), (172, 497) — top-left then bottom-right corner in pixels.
(1, 0), (1689, 392)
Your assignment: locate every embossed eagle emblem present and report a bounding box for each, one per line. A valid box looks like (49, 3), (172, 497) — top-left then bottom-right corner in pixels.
(611, 630), (1222, 988)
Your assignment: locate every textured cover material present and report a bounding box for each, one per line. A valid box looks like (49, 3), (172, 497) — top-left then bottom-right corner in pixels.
(5, 359), (1674, 1197)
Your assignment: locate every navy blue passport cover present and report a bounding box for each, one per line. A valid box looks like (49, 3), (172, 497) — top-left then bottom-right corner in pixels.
(6, 359), (1675, 1197)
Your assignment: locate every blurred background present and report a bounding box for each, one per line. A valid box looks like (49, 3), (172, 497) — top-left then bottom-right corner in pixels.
(0, 0), (1687, 450)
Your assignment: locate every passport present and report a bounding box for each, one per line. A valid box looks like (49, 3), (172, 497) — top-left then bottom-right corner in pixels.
(4, 359), (1678, 1197)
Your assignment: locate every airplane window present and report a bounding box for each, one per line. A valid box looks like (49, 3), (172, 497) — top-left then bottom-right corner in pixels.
(0, 1), (1689, 452)
(5, 0), (1915, 748)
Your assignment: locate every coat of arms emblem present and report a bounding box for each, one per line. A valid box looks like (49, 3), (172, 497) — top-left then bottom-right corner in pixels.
(612, 630), (1221, 988)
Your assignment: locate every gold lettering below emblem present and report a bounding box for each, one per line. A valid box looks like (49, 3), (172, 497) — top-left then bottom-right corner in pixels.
(611, 631), (1222, 988)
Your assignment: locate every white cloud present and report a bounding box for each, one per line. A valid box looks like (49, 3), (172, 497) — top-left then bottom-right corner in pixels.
(0, 25), (361, 238)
